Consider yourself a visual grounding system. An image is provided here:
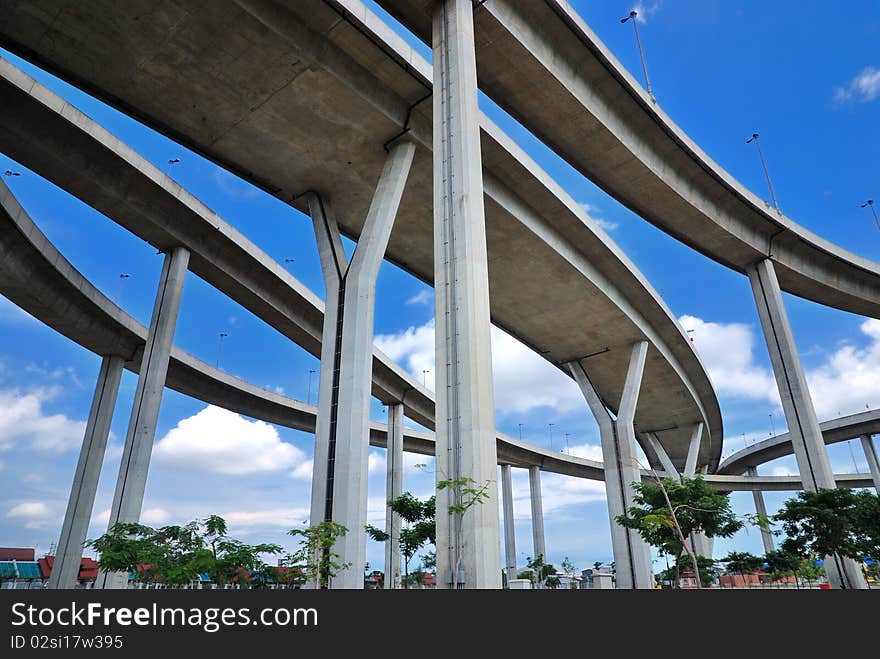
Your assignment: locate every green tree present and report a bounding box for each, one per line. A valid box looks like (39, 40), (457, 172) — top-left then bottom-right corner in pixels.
(773, 488), (868, 588)
(852, 490), (880, 561)
(366, 492), (436, 589)
(616, 475), (742, 588)
(526, 554), (556, 589)
(763, 549), (803, 588)
(86, 517), (282, 588)
(796, 557), (824, 586)
(437, 476), (493, 588)
(720, 551), (763, 587)
(285, 521), (350, 589)
(544, 575), (561, 589)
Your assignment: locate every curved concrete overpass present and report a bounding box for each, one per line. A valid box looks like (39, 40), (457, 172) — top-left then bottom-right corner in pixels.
(8, 171), (862, 492)
(718, 409), (880, 476)
(0, 3), (723, 470)
(376, 0), (880, 320)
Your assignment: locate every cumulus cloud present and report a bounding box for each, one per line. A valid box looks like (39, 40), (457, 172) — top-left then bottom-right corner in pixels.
(806, 319), (880, 419)
(678, 315), (779, 404)
(0, 388), (86, 452)
(681, 314), (880, 423)
(91, 507), (171, 528)
(375, 321), (584, 416)
(510, 472), (606, 520)
(154, 406), (307, 475)
(834, 66), (880, 104)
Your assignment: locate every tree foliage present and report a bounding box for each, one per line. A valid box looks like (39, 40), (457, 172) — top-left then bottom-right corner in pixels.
(285, 521), (350, 589)
(773, 488), (873, 561)
(86, 517), (282, 587)
(366, 492), (436, 589)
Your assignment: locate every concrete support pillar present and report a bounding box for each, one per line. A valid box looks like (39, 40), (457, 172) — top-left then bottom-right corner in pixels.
(746, 467), (775, 554)
(384, 404), (404, 589)
(307, 139), (415, 589)
(98, 247), (189, 589)
(747, 257), (865, 589)
(432, 0), (501, 589)
(567, 342), (654, 589)
(861, 435), (880, 492)
(683, 423), (703, 478)
(645, 432), (678, 479)
(48, 355), (124, 589)
(500, 464), (516, 583)
(528, 466), (546, 564)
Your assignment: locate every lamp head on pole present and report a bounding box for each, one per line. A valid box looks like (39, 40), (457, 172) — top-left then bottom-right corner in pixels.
(746, 133), (759, 144)
(862, 199), (874, 208)
(620, 10), (637, 23)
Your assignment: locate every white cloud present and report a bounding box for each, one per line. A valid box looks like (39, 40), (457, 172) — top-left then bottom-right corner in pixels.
(579, 202), (618, 231)
(834, 66), (880, 104)
(678, 315), (779, 404)
(806, 318), (880, 419)
(221, 507), (310, 530)
(154, 406), (307, 475)
(631, 1), (662, 23)
(567, 443), (603, 462)
(405, 290), (433, 306)
(0, 388), (86, 452)
(291, 459), (313, 481)
(510, 473), (605, 519)
(375, 321), (584, 416)
(141, 507), (171, 526)
(211, 168), (261, 200)
(769, 465), (796, 477)
(7, 501), (52, 519)
(368, 451), (382, 474)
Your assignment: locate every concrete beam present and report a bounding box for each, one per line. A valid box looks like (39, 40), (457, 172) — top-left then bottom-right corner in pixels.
(432, 0), (501, 589)
(307, 139), (415, 589)
(98, 247), (189, 589)
(747, 257), (865, 589)
(861, 435), (880, 492)
(384, 403), (404, 589)
(567, 342), (654, 589)
(501, 464), (516, 583)
(528, 466), (545, 564)
(48, 355), (124, 589)
(645, 432), (678, 479)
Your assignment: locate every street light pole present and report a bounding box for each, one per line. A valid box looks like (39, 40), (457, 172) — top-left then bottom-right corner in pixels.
(620, 11), (655, 103)
(307, 369), (316, 405)
(115, 273), (130, 305)
(861, 200), (880, 234)
(216, 332), (228, 369)
(746, 133), (781, 213)
(548, 423), (555, 451)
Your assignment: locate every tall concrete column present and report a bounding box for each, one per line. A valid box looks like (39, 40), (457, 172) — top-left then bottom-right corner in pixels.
(432, 0), (501, 589)
(746, 467), (775, 554)
(306, 139), (415, 589)
(747, 257), (865, 588)
(48, 355), (124, 589)
(98, 247), (189, 589)
(500, 464), (516, 583)
(861, 435), (880, 491)
(528, 466), (545, 564)
(567, 342), (654, 589)
(384, 403), (404, 589)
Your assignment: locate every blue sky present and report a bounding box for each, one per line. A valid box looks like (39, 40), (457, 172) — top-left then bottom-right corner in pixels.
(1, 1), (879, 575)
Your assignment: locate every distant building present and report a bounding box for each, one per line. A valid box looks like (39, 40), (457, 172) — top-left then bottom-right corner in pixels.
(0, 548), (98, 589)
